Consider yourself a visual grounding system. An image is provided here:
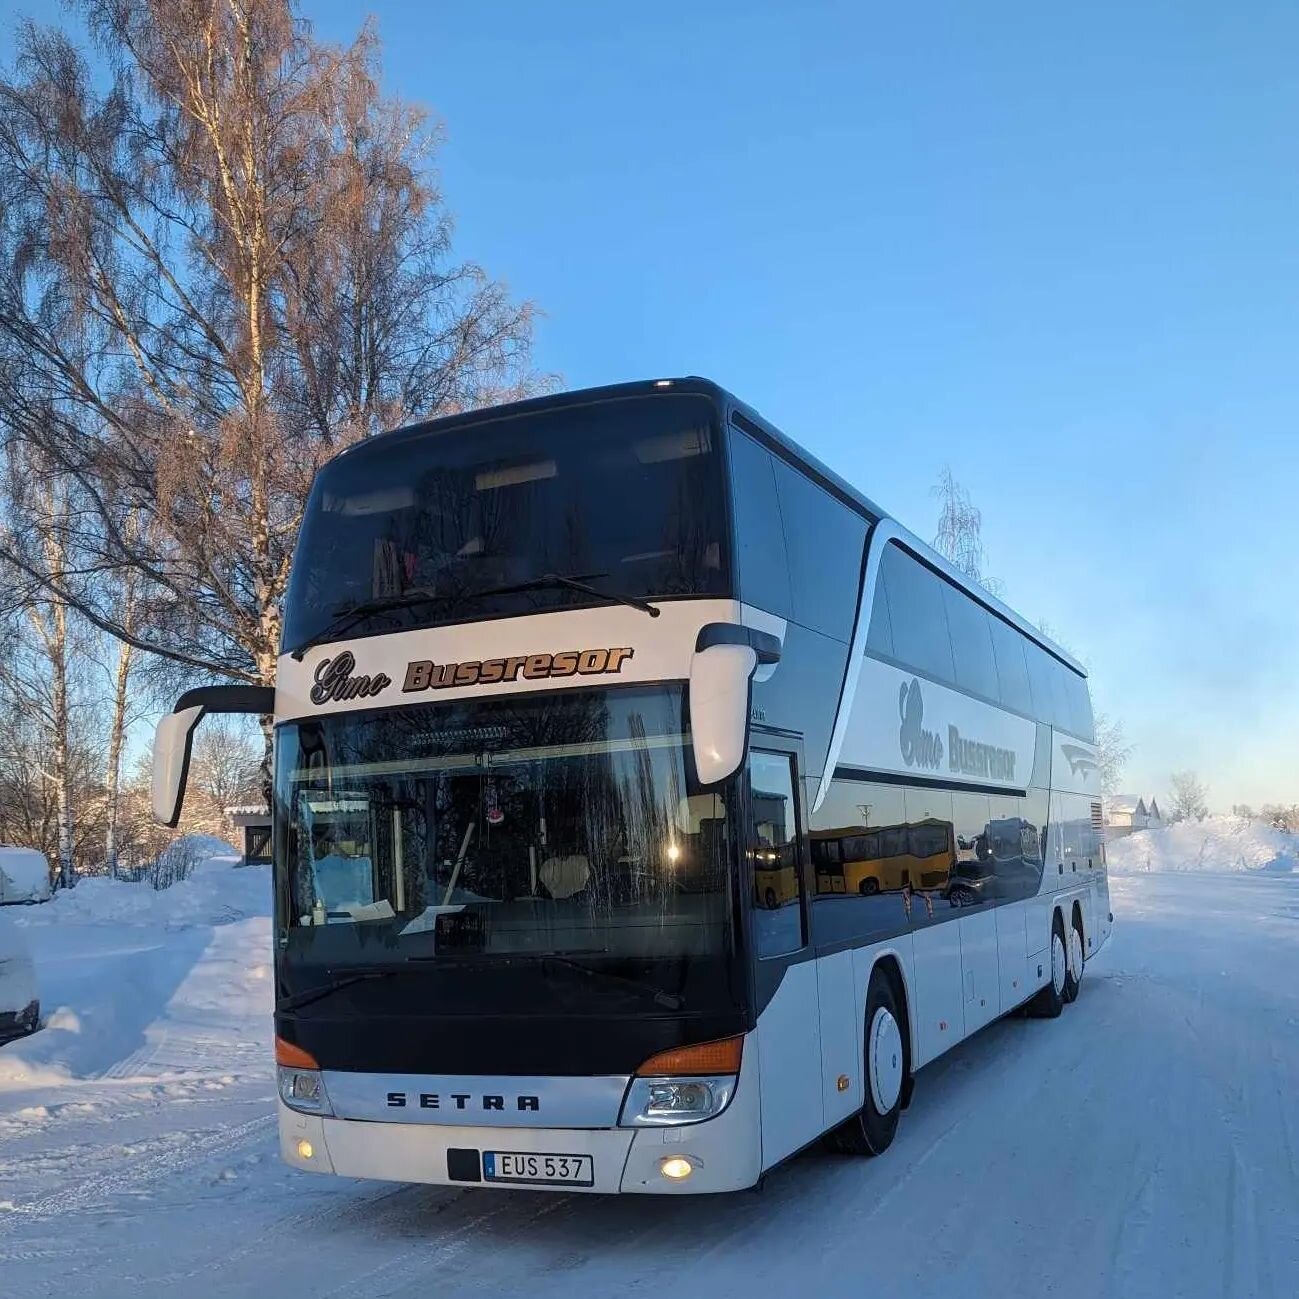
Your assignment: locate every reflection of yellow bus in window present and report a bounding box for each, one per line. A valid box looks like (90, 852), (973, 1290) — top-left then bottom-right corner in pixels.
(752, 790), (800, 909)
(811, 820), (954, 896)
(753, 841), (800, 909)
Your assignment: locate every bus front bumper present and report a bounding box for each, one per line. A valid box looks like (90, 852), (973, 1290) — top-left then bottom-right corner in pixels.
(278, 1098), (763, 1195)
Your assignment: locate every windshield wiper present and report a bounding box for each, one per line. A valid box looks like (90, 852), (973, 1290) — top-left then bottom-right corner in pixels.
(475, 572), (661, 619)
(289, 569), (659, 662)
(278, 967), (404, 1012)
(541, 954), (683, 1010)
(289, 589), (443, 661)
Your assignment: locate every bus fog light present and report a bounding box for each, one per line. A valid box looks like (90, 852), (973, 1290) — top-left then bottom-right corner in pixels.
(660, 1155), (695, 1181)
(619, 1075), (736, 1126)
(278, 1066), (333, 1116)
(296, 1139), (314, 1160)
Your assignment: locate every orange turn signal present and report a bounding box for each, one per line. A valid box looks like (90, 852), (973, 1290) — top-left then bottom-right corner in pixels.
(636, 1035), (743, 1077)
(275, 1035), (320, 1069)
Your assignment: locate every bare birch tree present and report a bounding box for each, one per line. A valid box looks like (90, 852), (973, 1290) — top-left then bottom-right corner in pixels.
(0, 0), (543, 701)
(100, 516), (149, 878)
(932, 466), (1005, 597)
(0, 451), (82, 885)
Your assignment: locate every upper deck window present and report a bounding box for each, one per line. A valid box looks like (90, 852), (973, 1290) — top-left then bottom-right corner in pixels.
(282, 394), (728, 653)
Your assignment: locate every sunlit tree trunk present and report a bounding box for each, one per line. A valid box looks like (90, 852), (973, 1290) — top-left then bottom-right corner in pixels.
(103, 635), (134, 880)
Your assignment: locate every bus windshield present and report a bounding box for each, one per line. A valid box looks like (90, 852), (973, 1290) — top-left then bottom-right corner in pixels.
(273, 687), (734, 983)
(281, 393), (728, 654)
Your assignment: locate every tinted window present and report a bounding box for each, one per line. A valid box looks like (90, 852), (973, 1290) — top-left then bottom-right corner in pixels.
(283, 394), (728, 652)
(1025, 642), (1065, 728)
(865, 572), (894, 657)
(772, 459), (866, 641)
(807, 780), (913, 946)
(948, 791), (993, 904)
(989, 616), (1033, 714)
(728, 432), (792, 618)
(1062, 670), (1094, 740)
(943, 584), (999, 700)
(748, 751), (804, 956)
(879, 545), (955, 684)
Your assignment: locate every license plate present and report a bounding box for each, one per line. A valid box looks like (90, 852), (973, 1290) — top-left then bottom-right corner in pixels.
(483, 1151), (594, 1186)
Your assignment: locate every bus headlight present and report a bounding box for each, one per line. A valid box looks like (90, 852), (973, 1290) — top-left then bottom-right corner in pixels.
(278, 1066), (334, 1116)
(619, 1075), (736, 1126)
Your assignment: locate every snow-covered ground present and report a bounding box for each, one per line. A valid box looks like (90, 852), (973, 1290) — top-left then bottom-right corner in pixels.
(1108, 814), (1299, 875)
(2, 863), (1297, 1299)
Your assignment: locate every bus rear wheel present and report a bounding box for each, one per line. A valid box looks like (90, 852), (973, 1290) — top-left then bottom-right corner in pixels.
(1063, 912), (1084, 1003)
(830, 970), (906, 1156)
(1028, 913), (1068, 1019)
(858, 877), (880, 896)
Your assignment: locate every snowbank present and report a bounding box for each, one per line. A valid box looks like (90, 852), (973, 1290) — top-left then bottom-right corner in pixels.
(0, 850), (272, 1090)
(1107, 815), (1299, 875)
(16, 838), (260, 931)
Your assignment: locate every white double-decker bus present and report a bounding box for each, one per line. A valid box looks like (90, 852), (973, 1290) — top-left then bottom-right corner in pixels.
(152, 378), (1110, 1194)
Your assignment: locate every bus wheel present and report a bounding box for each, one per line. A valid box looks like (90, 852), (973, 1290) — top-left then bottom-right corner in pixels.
(1063, 912), (1084, 1003)
(1028, 914), (1067, 1019)
(858, 878), (880, 897)
(764, 886), (778, 909)
(831, 970), (905, 1156)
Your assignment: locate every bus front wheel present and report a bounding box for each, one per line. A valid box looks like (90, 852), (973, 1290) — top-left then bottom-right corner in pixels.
(858, 877), (880, 897)
(829, 970), (906, 1156)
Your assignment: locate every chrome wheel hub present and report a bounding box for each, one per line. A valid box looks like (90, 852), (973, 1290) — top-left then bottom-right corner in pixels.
(868, 1006), (903, 1115)
(1068, 925), (1084, 984)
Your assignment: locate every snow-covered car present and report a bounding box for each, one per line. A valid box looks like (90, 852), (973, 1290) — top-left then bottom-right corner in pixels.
(0, 845), (53, 904)
(0, 907), (40, 1042)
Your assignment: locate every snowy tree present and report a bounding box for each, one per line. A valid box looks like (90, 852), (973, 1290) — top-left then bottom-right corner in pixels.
(1261, 804), (1299, 833)
(1093, 712), (1133, 801)
(1169, 771), (1209, 823)
(932, 466), (1005, 597)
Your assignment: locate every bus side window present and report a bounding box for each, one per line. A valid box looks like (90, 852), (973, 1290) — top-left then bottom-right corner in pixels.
(880, 827), (908, 858)
(747, 750), (805, 957)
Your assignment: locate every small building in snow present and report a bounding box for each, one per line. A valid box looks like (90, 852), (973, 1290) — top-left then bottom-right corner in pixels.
(1106, 795), (1164, 838)
(225, 806), (272, 866)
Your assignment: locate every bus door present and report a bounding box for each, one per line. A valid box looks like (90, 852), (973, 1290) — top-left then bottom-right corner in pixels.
(746, 738), (829, 1165)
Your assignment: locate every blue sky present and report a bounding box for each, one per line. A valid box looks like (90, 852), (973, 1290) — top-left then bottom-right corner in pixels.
(7, 2), (1297, 808)
(305, 0), (1299, 808)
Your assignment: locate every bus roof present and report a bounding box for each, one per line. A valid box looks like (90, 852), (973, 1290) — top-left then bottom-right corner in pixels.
(351, 377), (1085, 676)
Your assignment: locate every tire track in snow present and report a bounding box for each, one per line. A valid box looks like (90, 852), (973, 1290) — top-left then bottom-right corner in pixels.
(0, 1112), (273, 1227)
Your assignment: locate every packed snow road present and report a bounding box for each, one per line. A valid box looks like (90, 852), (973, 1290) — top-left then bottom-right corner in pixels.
(2, 870), (1297, 1299)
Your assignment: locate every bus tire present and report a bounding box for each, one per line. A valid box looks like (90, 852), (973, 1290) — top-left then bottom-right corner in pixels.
(831, 970), (906, 1156)
(858, 877), (880, 897)
(764, 886), (778, 909)
(1029, 913), (1068, 1019)
(1063, 909), (1084, 1003)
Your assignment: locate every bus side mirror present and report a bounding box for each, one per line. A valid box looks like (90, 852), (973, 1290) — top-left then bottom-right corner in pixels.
(689, 625), (781, 785)
(151, 685), (276, 827)
(152, 706), (204, 827)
